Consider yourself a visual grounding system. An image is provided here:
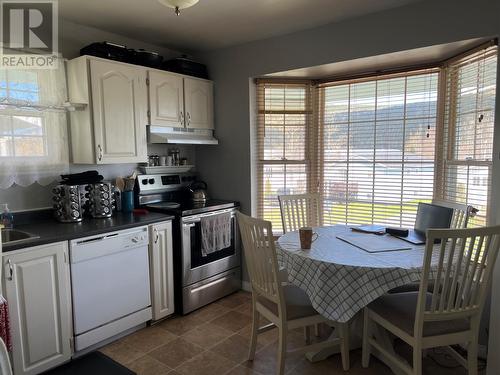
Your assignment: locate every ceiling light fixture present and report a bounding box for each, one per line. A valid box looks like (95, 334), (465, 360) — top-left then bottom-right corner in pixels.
(158, 0), (199, 16)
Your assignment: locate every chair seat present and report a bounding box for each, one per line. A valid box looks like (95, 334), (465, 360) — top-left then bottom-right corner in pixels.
(258, 285), (318, 320)
(389, 281), (438, 294)
(368, 292), (470, 337)
(278, 266), (289, 283)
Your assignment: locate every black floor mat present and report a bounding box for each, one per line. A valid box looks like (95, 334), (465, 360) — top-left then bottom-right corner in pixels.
(44, 352), (136, 375)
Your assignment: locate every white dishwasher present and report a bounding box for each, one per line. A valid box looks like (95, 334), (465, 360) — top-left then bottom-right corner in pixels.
(70, 226), (152, 352)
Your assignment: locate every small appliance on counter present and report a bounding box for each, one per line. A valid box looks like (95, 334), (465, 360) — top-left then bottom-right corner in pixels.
(84, 182), (115, 218)
(52, 185), (84, 223)
(53, 171), (115, 222)
(188, 181), (208, 203)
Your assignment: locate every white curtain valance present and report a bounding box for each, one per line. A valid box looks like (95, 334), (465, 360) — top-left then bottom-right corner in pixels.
(0, 57), (69, 189)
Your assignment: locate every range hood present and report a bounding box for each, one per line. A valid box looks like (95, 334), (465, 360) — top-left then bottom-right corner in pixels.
(147, 126), (218, 145)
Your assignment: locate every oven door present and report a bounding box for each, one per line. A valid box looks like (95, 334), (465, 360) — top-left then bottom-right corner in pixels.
(181, 208), (240, 286)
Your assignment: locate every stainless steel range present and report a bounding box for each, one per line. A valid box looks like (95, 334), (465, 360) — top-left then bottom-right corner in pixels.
(136, 173), (241, 314)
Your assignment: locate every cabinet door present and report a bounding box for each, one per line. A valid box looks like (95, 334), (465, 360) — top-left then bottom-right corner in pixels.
(148, 71), (184, 128)
(149, 221), (174, 320)
(4, 242), (72, 375)
(90, 59), (148, 164)
(184, 78), (214, 130)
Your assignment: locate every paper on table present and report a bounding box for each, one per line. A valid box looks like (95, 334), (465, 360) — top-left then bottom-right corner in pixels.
(336, 232), (412, 253)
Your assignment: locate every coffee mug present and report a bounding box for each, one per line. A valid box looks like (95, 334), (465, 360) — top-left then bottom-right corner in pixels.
(299, 227), (318, 250)
(122, 191), (134, 213)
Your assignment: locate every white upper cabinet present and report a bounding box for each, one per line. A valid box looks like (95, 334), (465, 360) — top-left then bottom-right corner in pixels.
(4, 242), (72, 375)
(184, 77), (214, 130)
(90, 60), (148, 163)
(148, 71), (214, 130)
(67, 56), (148, 164)
(68, 56), (215, 161)
(148, 70), (184, 128)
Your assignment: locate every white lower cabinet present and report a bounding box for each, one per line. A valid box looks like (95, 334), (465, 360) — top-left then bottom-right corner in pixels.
(149, 221), (175, 320)
(3, 242), (72, 375)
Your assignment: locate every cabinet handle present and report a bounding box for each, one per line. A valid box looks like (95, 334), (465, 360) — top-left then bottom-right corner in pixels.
(97, 144), (103, 161)
(187, 112), (191, 127)
(154, 228), (159, 244)
(180, 111), (184, 125)
(7, 259), (13, 281)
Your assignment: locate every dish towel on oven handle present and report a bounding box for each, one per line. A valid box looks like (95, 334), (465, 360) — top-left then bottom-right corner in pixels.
(0, 296), (11, 352)
(201, 212), (232, 257)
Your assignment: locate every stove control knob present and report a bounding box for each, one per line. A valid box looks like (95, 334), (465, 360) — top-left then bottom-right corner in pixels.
(148, 178), (155, 185)
(142, 179), (148, 185)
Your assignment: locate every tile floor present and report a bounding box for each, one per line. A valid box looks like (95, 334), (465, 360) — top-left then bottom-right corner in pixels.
(100, 290), (480, 375)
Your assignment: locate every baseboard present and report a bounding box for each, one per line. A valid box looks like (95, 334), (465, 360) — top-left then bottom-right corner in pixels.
(242, 280), (251, 292)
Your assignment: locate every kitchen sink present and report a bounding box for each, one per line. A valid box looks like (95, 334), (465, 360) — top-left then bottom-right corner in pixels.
(1, 229), (40, 246)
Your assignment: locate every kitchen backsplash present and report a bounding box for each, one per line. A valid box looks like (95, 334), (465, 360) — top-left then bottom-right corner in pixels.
(0, 144), (197, 212)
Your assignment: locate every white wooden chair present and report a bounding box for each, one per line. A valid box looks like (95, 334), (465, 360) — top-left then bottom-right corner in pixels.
(278, 193), (323, 338)
(278, 193), (322, 233)
(362, 225), (500, 375)
(390, 200), (479, 295)
(237, 212), (349, 375)
(0, 338), (12, 375)
(432, 199), (478, 230)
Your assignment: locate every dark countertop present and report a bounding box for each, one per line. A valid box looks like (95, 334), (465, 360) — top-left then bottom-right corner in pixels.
(3, 211), (174, 253)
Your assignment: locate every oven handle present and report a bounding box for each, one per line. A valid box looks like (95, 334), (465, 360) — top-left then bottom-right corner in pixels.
(189, 273), (234, 294)
(182, 208), (237, 224)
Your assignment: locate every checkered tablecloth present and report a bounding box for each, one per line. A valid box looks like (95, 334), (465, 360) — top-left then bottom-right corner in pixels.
(277, 225), (438, 323)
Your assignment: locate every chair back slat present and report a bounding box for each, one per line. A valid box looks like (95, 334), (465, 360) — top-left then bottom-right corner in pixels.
(438, 237), (462, 313)
(415, 226), (500, 336)
(432, 199), (477, 229)
(278, 193), (321, 233)
(237, 212), (282, 304)
(465, 234), (496, 307)
(460, 235), (485, 309)
(430, 239), (448, 311)
(451, 235), (476, 310)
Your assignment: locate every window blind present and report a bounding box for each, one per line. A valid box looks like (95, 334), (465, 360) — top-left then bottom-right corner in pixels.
(317, 70), (439, 227)
(256, 82), (313, 232)
(437, 45), (498, 226)
(254, 42), (497, 231)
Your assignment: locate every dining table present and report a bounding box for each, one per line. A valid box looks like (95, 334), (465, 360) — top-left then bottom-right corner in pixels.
(276, 224), (440, 370)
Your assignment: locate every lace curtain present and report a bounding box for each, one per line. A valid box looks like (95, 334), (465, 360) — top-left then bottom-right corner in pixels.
(0, 57), (69, 188)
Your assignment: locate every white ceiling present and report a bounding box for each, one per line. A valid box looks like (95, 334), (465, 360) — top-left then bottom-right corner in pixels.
(59, 0), (419, 52)
(265, 38), (490, 79)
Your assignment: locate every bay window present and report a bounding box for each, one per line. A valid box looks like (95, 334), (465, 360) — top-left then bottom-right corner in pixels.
(255, 44), (498, 231)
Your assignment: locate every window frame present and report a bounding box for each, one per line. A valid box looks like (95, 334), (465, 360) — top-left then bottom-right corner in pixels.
(434, 46), (498, 226)
(254, 42), (498, 230)
(255, 81), (315, 231)
(317, 69), (440, 228)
